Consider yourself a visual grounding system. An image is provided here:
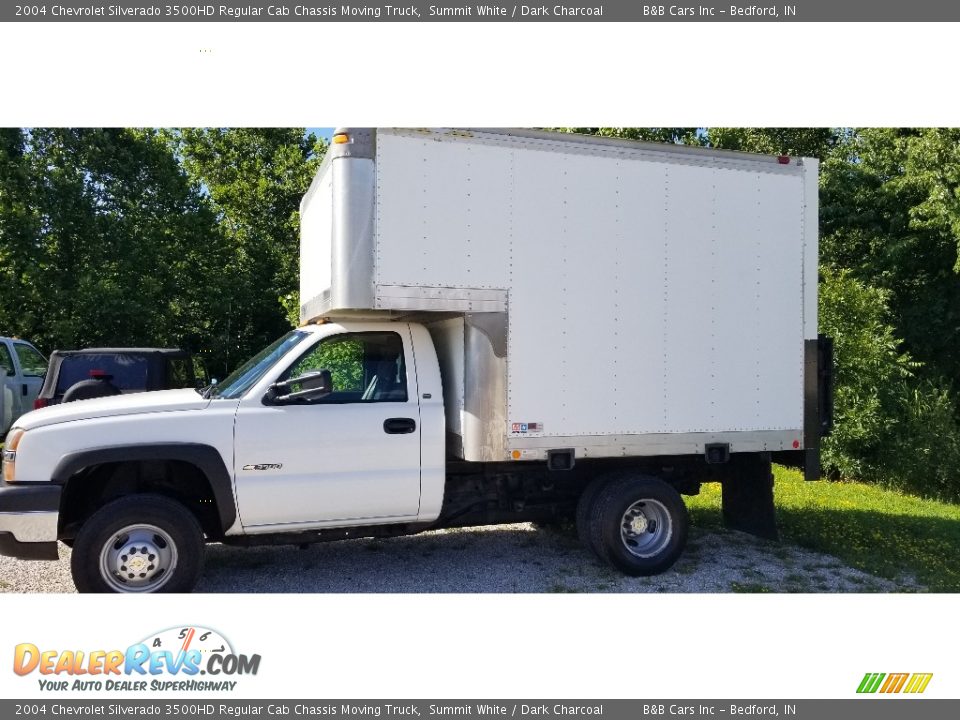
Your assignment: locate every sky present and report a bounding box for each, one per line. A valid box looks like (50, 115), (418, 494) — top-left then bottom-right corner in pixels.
(307, 127), (333, 141)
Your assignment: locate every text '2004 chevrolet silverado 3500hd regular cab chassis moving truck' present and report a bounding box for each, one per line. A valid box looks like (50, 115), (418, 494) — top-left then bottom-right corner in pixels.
(0, 128), (832, 593)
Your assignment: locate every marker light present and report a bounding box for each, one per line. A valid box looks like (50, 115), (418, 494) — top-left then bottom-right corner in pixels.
(333, 133), (350, 144)
(3, 428), (24, 483)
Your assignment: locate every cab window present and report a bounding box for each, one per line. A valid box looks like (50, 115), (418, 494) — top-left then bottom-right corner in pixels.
(285, 332), (408, 403)
(15, 344), (47, 377)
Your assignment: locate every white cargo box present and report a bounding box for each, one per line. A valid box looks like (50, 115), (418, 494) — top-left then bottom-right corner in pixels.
(300, 128), (818, 462)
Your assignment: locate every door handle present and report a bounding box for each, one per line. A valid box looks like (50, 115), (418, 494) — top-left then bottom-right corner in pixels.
(383, 417), (416, 434)
(22, 384), (28, 397)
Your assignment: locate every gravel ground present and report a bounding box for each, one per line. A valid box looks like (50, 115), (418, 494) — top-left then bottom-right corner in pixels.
(0, 523), (921, 593)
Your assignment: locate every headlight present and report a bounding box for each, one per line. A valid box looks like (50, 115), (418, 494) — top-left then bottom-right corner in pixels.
(2, 428), (24, 483)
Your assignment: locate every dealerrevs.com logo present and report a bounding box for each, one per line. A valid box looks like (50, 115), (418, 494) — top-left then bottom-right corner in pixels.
(13, 626), (261, 693)
(857, 672), (933, 694)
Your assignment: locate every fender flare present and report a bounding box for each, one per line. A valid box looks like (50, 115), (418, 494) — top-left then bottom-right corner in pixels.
(51, 443), (236, 532)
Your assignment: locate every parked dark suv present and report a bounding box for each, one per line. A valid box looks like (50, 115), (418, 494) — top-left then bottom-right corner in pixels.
(34, 348), (205, 408)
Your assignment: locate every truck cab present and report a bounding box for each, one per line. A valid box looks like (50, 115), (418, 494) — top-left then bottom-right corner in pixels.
(222, 321), (444, 530)
(0, 321), (446, 592)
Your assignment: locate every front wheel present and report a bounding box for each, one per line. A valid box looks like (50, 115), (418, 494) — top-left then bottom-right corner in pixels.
(70, 494), (204, 593)
(587, 475), (688, 576)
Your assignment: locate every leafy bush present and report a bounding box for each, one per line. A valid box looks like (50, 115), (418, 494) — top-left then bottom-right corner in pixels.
(819, 268), (913, 477)
(820, 268), (960, 501)
(868, 379), (960, 501)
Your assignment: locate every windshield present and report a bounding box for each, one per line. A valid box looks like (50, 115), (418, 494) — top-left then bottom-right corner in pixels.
(209, 331), (310, 399)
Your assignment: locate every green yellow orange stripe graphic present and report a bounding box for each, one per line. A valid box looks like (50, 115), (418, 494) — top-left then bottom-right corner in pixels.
(903, 673), (934, 693)
(857, 673), (885, 693)
(857, 672), (932, 694)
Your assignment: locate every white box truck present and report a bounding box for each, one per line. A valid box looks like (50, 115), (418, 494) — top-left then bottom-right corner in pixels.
(0, 128), (832, 593)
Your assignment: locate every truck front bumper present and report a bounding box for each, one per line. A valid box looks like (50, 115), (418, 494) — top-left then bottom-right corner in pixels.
(0, 481), (60, 560)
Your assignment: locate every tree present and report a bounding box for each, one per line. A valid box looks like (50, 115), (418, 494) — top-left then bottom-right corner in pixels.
(166, 129), (327, 375)
(0, 128), (229, 360)
(820, 267), (960, 500)
(706, 127), (840, 159)
(563, 127), (841, 159)
(817, 268), (915, 479)
(0, 129), (41, 335)
(559, 127), (702, 145)
(820, 128), (960, 381)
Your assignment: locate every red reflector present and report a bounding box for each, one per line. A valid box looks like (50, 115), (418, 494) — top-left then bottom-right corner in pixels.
(89, 369), (106, 378)
(792, 440), (800, 449)
(34, 398), (48, 410)
(778, 156), (790, 165)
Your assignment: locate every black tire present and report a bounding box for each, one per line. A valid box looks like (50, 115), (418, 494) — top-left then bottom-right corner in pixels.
(70, 494), (204, 593)
(587, 475), (688, 576)
(576, 478), (610, 550)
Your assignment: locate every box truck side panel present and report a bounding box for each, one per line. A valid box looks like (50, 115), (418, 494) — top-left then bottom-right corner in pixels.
(300, 151), (377, 320)
(506, 149), (806, 438)
(659, 164), (805, 433)
(300, 159), (333, 320)
(375, 132), (513, 293)
(307, 129), (813, 458)
(509, 148), (669, 435)
(706, 169), (803, 431)
(752, 173), (806, 427)
(660, 162), (722, 432)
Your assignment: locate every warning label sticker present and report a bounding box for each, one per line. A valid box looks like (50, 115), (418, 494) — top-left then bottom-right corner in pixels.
(510, 422), (543, 434)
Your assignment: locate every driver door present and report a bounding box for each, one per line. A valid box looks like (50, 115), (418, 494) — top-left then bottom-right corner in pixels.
(232, 328), (422, 529)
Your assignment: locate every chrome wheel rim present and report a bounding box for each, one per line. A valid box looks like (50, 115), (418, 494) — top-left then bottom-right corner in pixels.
(620, 499), (672, 558)
(98, 524), (178, 593)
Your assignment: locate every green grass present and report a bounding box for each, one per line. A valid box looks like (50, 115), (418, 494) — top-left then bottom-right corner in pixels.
(687, 466), (960, 592)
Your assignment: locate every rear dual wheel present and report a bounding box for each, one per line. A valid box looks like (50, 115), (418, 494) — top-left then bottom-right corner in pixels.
(577, 474), (688, 576)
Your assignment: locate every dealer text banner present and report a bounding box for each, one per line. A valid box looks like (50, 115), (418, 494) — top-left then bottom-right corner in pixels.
(4, 0), (960, 22)
(3, 701), (960, 719)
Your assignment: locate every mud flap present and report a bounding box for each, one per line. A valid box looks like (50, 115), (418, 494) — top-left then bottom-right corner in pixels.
(721, 452), (778, 540)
